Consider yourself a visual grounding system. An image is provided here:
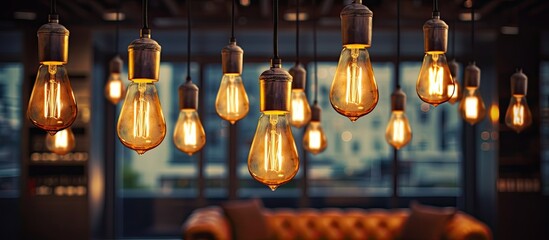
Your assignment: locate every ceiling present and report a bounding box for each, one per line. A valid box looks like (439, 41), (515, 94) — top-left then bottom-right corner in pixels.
(3, 0), (549, 31)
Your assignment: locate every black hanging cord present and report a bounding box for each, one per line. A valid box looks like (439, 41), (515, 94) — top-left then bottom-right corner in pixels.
(142, 0), (149, 30)
(470, 0), (475, 62)
(432, 0), (439, 17)
(295, 0), (300, 64)
(114, 0), (120, 54)
(451, 19), (456, 60)
(186, 0), (192, 82)
(396, 0), (401, 89)
(272, 0), (280, 62)
(313, 0), (318, 104)
(230, 0), (236, 42)
(51, 0), (57, 15)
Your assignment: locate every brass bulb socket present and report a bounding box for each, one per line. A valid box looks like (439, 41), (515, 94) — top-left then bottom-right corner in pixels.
(37, 14), (69, 64)
(311, 103), (322, 121)
(128, 33), (161, 82)
(259, 64), (292, 112)
(511, 70), (528, 96)
(109, 55), (123, 74)
(179, 81), (199, 110)
(423, 16), (448, 53)
(289, 63), (306, 90)
(391, 88), (406, 111)
(340, 0), (373, 47)
(221, 41), (244, 74)
(464, 63), (481, 88)
(449, 59), (459, 78)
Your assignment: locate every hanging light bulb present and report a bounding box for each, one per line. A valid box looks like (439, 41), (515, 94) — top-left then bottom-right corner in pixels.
(505, 70), (532, 133)
(447, 59), (461, 104)
(459, 63), (485, 125)
(174, 80), (206, 155)
(27, 8), (77, 135)
(248, 58), (299, 191)
(117, 20), (166, 154)
(416, 5), (454, 107)
(289, 64), (311, 127)
(216, 41), (249, 124)
(45, 127), (75, 155)
(385, 88), (412, 149)
(105, 55), (125, 104)
(330, 0), (378, 122)
(303, 103), (327, 154)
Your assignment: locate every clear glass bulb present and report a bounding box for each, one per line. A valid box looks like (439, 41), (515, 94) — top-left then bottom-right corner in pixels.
(215, 74), (249, 124)
(303, 121), (327, 155)
(45, 127), (75, 155)
(385, 110), (412, 150)
(505, 95), (532, 133)
(105, 72), (125, 104)
(416, 53), (454, 106)
(248, 113), (299, 191)
(27, 64), (77, 135)
(173, 109), (206, 155)
(289, 89), (311, 128)
(117, 82), (166, 154)
(447, 80), (461, 105)
(459, 87), (486, 125)
(330, 45), (378, 122)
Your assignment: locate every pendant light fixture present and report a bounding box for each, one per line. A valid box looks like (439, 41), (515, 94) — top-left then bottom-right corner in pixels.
(173, 0), (206, 156)
(288, 0), (311, 128)
(385, 0), (412, 150)
(27, 0), (77, 135)
(303, 3), (327, 155)
(248, 0), (299, 191)
(505, 70), (532, 132)
(458, 1), (486, 125)
(105, 2), (125, 105)
(447, 21), (462, 105)
(416, 0), (454, 107)
(215, 0), (249, 124)
(329, 0), (378, 122)
(117, 0), (166, 154)
(46, 127), (75, 155)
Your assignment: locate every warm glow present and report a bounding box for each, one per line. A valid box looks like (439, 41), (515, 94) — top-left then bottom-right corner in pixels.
(289, 90), (311, 128)
(465, 96), (478, 119)
(512, 104), (524, 125)
(45, 128), (75, 155)
(248, 113), (299, 191)
(105, 73), (125, 104)
(173, 109), (206, 155)
(330, 46), (378, 121)
(505, 96), (532, 133)
(215, 74), (249, 124)
(490, 104), (499, 125)
(428, 64), (444, 96)
(385, 111), (412, 149)
(416, 53), (453, 106)
(459, 88), (486, 125)
(303, 121), (327, 154)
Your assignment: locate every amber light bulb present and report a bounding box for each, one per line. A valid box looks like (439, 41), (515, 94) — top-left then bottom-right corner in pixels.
(289, 64), (311, 127)
(216, 41), (249, 124)
(105, 55), (125, 104)
(459, 63), (485, 125)
(447, 59), (461, 104)
(385, 88), (412, 149)
(46, 128), (75, 155)
(174, 81), (206, 155)
(303, 103), (327, 154)
(248, 60), (299, 191)
(28, 14), (77, 135)
(505, 70), (532, 133)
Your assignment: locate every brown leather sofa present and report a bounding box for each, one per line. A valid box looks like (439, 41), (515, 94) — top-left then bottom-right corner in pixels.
(182, 206), (492, 240)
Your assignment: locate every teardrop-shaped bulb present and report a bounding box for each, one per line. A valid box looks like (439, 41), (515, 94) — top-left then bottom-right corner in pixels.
(385, 111), (412, 149)
(215, 74), (249, 124)
(173, 109), (206, 155)
(416, 53), (454, 106)
(117, 82), (166, 154)
(27, 64), (77, 135)
(303, 121), (327, 154)
(505, 96), (532, 133)
(248, 113), (299, 191)
(330, 46), (378, 122)
(447, 80), (462, 104)
(105, 72), (126, 104)
(45, 128), (75, 155)
(289, 89), (311, 128)
(459, 87), (486, 125)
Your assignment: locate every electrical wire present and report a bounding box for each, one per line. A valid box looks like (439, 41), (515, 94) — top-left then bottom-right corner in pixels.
(396, 0), (401, 89)
(471, 0), (475, 62)
(313, 0), (318, 104)
(142, 0), (149, 30)
(451, 19), (456, 60)
(231, 0), (236, 42)
(115, 0), (120, 54)
(51, 0), (57, 15)
(272, 0), (280, 61)
(433, 0), (439, 16)
(295, 0), (300, 64)
(187, 0), (192, 82)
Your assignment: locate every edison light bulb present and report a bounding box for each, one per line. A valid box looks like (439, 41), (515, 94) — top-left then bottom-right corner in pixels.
(505, 70), (532, 133)
(105, 55), (125, 104)
(459, 63), (485, 125)
(447, 59), (461, 104)
(215, 74), (249, 124)
(248, 60), (299, 191)
(385, 89), (412, 149)
(217, 41), (249, 124)
(46, 127), (75, 155)
(289, 64), (311, 128)
(117, 82), (166, 154)
(303, 103), (327, 154)
(28, 64), (77, 135)
(174, 81), (206, 155)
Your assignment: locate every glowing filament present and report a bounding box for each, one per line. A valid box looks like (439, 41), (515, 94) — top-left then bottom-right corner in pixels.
(308, 130), (321, 149)
(392, 118), (405, 143)
(108, 80), (122, 99)
(227, 75), (240, 114)
(345, 48), (362, 104)
(428, 63), (444, 96)
(44, 65), (61, 119)
(512, 104), (524, 126)
(465, 96), (478, 120)
(133, 83), (150, 139)
(183, 115), (197, 146)
(264, 115), (282, 172)
(54, 130), (69, 148)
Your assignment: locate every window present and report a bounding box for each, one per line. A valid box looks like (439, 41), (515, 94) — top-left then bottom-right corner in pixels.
(541, 62), (549, 195)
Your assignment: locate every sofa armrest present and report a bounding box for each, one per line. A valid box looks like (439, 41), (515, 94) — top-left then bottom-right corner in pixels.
(445, 212), (492, 240)
(182, 206), (232, 240)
